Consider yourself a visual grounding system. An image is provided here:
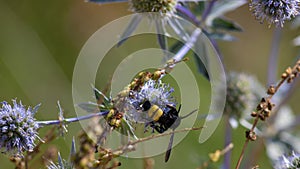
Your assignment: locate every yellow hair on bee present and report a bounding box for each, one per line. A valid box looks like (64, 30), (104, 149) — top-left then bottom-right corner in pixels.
(148, 105), (163, 122)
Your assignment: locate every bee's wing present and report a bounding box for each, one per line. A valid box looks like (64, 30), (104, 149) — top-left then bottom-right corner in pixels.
(165, 131), (175, 162)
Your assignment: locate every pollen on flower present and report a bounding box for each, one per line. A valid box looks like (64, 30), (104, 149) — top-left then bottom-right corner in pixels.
(249, 0), (300, 27)
(0, 100), (40, 155)
(128, 0), (178, 14)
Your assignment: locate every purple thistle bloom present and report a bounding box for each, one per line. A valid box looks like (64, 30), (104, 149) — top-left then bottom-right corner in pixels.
(0, 100), (40, 155)
(275, 151), (300, 169)
(125, 79), (176, 123)
(250, 0), (300, 27)
(137, 79), (176, 107)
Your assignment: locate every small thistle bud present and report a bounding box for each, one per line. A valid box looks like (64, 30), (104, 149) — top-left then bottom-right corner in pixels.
(138, 72), (145, 78)
(267, 85), (276, 95)
(267, 101), (275, 111)
(152, 70), (162, 80)
(129, 81), (137, 89)
(257, 102), (264, 111)
(209, 150), (221, 162)
(297, 66), (300, 72)
(286, 67), (293, 75)
(287, 73), (296, 83)
(251, 111), (258, 117)
(256, 98), (274, 119)
(259, 113), (266, 121)
(249, 0), (300, 27)
(114, 119), (122, 128)
(282, 72), (288, 79)
(246, 130), (257, 141)
(263, 109), (271, 118)
(0, 100), (40, 155)
(287, 77), (294, 83)
(129, 0), (178, 14)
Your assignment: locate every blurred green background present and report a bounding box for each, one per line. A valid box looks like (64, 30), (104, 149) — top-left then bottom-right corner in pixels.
(0, 0), (299, 168)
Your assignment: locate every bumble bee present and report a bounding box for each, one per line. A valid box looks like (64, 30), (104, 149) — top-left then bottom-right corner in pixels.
(141, 100), (182, 162)
(140, 100), (197, 162)
(141, 100), (181, 133)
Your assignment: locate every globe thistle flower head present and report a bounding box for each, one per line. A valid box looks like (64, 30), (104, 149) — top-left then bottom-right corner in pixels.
(250, 0), (300, 27)
(0, 100), (40, 155)
(224, 72), (264, 121)
(125, 79), (176, 122)
(275, 151), (300, 169)
(138, 79), (176, 107)
(128, 0), (178, 14)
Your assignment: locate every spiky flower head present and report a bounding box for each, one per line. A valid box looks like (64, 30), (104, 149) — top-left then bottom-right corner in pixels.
(137, 79), (175, 106)
(0, 100), (40, 155)
(250, 0), (300, 27)
(275, 151), (300, 169)
(128, 0), (178, 14)
(126, 79), (176, 122)
(224, 72), (264, 120)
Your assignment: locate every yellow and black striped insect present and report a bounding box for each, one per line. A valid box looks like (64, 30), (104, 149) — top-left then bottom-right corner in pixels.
(141, 100), (181, 134)
(140, 100), (197, 162)
(141, 100), (181, 162)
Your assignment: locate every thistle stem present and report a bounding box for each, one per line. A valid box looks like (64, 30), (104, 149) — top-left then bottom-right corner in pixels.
(176, 5), (200, 25)
(37, 111), (109, 126)
(111, 127), (204, 156)
(223, 115), (232, 169)
(201, 0), (217, 23)
(267, 27), (282, 86)
(235, 59), (300, 169)
(170, 28), (202, 64)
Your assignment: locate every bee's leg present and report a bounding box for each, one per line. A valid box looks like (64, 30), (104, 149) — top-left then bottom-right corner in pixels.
(149, 121), (158, 133)
(154, 125), (165, 133)
(149, 122), (162, 133)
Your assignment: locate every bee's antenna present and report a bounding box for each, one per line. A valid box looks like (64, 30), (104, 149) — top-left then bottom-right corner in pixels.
(180, 109), (198, 119)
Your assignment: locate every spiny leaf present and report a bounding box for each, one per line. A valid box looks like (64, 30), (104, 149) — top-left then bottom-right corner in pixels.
(209, 32), (237, 41)
(167, 17), (190, 42)
(212, 17), (243, 32)
(117, 14), (143, 46)
(77, 102), (99, 113)
(156, 19), (169, 57)
(205, 0), (247, 26)
(32, 103), (41, 115)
